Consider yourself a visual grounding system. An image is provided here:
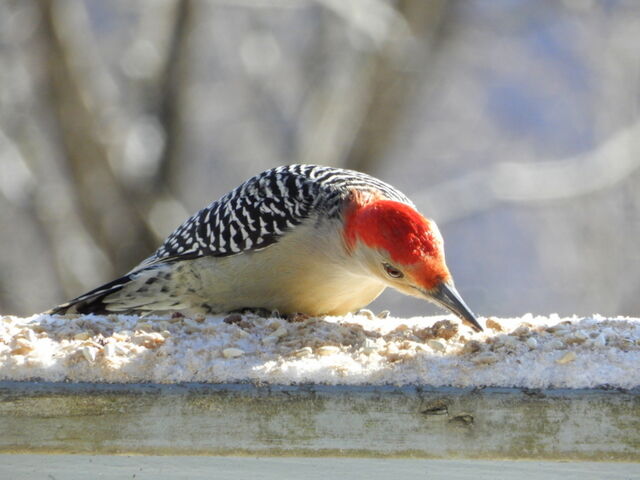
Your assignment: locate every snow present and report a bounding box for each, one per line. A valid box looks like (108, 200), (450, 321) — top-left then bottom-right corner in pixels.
(1, 312), (639, 389)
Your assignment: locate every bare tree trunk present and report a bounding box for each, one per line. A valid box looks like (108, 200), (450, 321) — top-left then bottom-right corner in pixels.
(297, 0), (450, 174)
(344, 0), (450, 174)
(39, 0), (159, 272)
(155, 0), (197, 193)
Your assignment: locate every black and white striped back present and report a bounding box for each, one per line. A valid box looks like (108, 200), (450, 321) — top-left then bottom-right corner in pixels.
(151, 164), (413, 262)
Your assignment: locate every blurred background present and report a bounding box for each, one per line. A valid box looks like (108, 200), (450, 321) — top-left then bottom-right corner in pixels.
(1, 0), (639, 318)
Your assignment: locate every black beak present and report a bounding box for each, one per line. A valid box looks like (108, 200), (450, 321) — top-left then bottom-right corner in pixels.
(428, 282), (483, 332)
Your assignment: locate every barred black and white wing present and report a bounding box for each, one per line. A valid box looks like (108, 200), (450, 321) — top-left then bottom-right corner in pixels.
(147, 164), (412, 264)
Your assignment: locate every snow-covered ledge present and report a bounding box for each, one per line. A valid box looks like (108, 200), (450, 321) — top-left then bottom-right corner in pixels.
(1, 313), (639, 459)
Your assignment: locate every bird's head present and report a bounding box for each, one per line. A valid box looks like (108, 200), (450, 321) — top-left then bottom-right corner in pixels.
(344, 198), (483, 332)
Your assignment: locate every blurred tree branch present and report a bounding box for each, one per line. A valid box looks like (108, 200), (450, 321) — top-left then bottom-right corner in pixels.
(0, 127), (68, 312)
(413, 121), (640, 223)
(341, 0), (449, 174)
(36, 0), (199, 281)
(39, 0), (159, 272)
(155, 0), (196, 193)
(299, 0), (450, 173)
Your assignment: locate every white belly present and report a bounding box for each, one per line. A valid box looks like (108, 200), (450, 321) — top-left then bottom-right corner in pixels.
(188, 220), (386, 315)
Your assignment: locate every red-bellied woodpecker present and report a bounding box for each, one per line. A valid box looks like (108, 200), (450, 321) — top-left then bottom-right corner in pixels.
(49, 164), (483, 332)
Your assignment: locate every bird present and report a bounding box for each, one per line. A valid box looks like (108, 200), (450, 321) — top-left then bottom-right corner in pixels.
(49, 164), (483, 332)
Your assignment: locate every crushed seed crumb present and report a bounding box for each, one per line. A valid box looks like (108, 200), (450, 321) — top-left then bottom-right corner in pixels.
(486, 318), (503, 332)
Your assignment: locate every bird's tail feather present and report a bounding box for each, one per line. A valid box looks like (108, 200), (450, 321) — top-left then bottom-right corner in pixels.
(46, 263), (192, 316)
(46, 274), (135, 315)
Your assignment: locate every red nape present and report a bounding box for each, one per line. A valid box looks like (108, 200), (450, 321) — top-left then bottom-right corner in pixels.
(344, 199), (442, 265)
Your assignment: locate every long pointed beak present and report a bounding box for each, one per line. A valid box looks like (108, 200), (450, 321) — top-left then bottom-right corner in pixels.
(428, 282), (483, 332)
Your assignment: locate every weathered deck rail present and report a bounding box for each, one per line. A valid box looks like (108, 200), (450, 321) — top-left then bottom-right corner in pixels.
(1, 381), (638, 460)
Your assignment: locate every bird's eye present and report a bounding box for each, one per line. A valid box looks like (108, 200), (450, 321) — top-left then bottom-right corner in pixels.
(383, 263), (404, 279)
